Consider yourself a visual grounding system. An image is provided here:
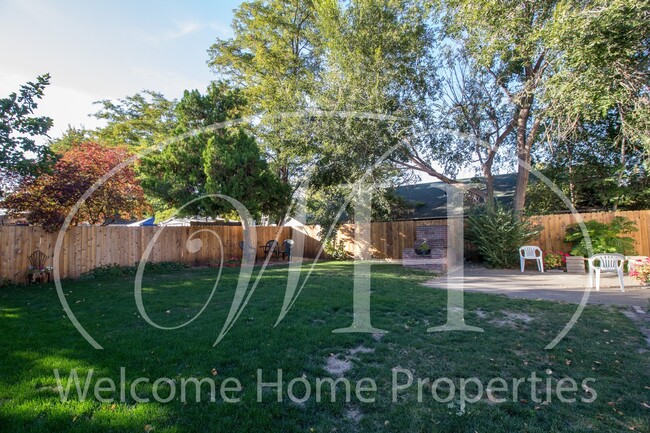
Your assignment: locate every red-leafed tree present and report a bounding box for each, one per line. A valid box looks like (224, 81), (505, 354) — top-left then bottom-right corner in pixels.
(3, 142), (151, 231)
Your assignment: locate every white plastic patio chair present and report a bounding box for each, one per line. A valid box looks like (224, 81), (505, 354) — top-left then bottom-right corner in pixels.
(588, 253), (625, 292)
(519, 246), (544, 273)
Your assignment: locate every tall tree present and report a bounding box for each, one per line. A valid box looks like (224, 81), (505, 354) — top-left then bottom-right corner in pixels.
(308, 0), (458, 201)
(91, 90), (177, 150)
(544, 0), (650, 210)
(2, 142), (150, 231)
(208, 0), (321, 184)
(0, 74), (54, 196)
(138, 82), (290, 221)
(411, 47), (515, 204)
(49, 125), (94, 153)
(437, 0), (557, 212)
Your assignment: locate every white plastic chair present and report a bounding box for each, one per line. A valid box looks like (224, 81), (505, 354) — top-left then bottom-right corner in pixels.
(588, 253), (625, 292)
(519, 246), (544, 273)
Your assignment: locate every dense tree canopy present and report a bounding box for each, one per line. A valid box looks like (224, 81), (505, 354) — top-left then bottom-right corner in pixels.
(138, 82), (290, 222)
(0, 74), (54, 196)
(22, 0), (650, 229)
(208, 0), (321, 184)
(2, 142), (150, 231)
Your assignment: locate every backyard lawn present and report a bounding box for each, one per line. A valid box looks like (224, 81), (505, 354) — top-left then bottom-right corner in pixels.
(0, 262), (648, 432)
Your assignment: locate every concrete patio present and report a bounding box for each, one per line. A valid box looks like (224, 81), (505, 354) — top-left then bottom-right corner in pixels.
(423, 267), (650, 307)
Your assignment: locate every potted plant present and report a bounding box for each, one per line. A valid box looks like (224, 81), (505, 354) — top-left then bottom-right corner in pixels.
(564, 217), (637, 257)
(564, 217), (638, 273)
(415, 240), (431, 256)
(544, 252), (568, 272)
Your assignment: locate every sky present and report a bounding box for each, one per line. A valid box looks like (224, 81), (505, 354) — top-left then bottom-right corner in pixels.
(0, 0), (242, 139)
(0, 0), (481, 182)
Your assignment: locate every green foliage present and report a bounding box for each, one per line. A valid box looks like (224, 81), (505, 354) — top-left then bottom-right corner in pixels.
(466, 204), (542, 268)
(138, 82), (290, 221)
(545, 0), (650, 149)
(208, 0), (320, 183)
(0, 74), (54, 195)
(91, 90), (176, 149)
(81, 261), (189, 279)
(416, 240), (431, 255)
(49, 125), (94, 153)
(544, 252), (568, 270)
(564, 216), (638, 257)
(527, 114), (650, 214)
(322, 237), (350, 261)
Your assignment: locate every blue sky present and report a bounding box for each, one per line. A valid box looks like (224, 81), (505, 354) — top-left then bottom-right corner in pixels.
(0, 0), (242, 138)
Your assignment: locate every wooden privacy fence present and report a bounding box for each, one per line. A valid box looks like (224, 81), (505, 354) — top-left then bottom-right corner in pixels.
(1, 209), (648, 283)
(528, 210), (650, 256)
(334, 210), (650, 260)
(0, 225), (322, 283)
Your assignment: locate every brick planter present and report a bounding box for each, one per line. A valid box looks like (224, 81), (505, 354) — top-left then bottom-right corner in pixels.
(566, 256), (586, 274)
(402, 248), (447, 271)
(402, 226), (448, 272)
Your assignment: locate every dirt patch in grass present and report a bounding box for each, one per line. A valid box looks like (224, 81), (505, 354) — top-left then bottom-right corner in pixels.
(348, 345), (375, 356)
(621, 306), (650, 350)
(490, 310), (534, 328)
(324, 345), (376, 376)
(345, 407), (363, 422)
(474, 308), (488, 319)
(325, 355), (352, 376)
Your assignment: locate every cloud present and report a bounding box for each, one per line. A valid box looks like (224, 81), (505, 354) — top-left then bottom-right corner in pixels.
(165, 21), (205, 39)
(144, 21), (207, 43)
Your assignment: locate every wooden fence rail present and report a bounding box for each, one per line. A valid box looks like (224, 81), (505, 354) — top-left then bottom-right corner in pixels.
(1, 210), (648, 284)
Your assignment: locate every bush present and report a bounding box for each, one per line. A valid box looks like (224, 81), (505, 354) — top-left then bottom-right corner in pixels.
(466, 205), (542, 268)
(323, 238), (350, 261)
(544, 252), (569, 269)
(82, 261), (189, 279)
(564, 216), (637, 257)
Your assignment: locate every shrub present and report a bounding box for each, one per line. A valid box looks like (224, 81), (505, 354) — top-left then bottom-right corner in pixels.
(564, 216), (637, 257)
(466, 204), (542, 268)
(544, 252), (569, 269)
(323, 238), (350, 261)
(81, 261), (189, 279)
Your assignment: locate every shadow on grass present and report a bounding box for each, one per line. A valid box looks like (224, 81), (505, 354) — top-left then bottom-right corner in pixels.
(0, 263), (648, 432)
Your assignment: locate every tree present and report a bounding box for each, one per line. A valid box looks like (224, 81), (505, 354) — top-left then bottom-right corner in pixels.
(91, 90), (177, 150)
(544, 0), (650, 209)
(2, 142), (150, 231)
(437, 0), (558, 213)
(527, 113), (650, 214)
(0, 74), (54, 196)
(49, 125), (94, 153)
(138, 82), (290, 221)
(208, 0), (321, 184)
(411, 47), (515, 204)
(209, 0), (508, 207)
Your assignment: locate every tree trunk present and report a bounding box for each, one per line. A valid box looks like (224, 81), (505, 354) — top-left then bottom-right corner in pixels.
(613, 136), (626, 211)
(483, 162), (495, 207)
(513, 105), (532, 215)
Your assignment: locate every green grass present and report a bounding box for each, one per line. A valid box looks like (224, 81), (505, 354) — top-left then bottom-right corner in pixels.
(0, 262), (648, 432)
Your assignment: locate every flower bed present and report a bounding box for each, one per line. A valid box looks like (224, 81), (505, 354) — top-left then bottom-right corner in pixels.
(629, 257), (650, 285)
